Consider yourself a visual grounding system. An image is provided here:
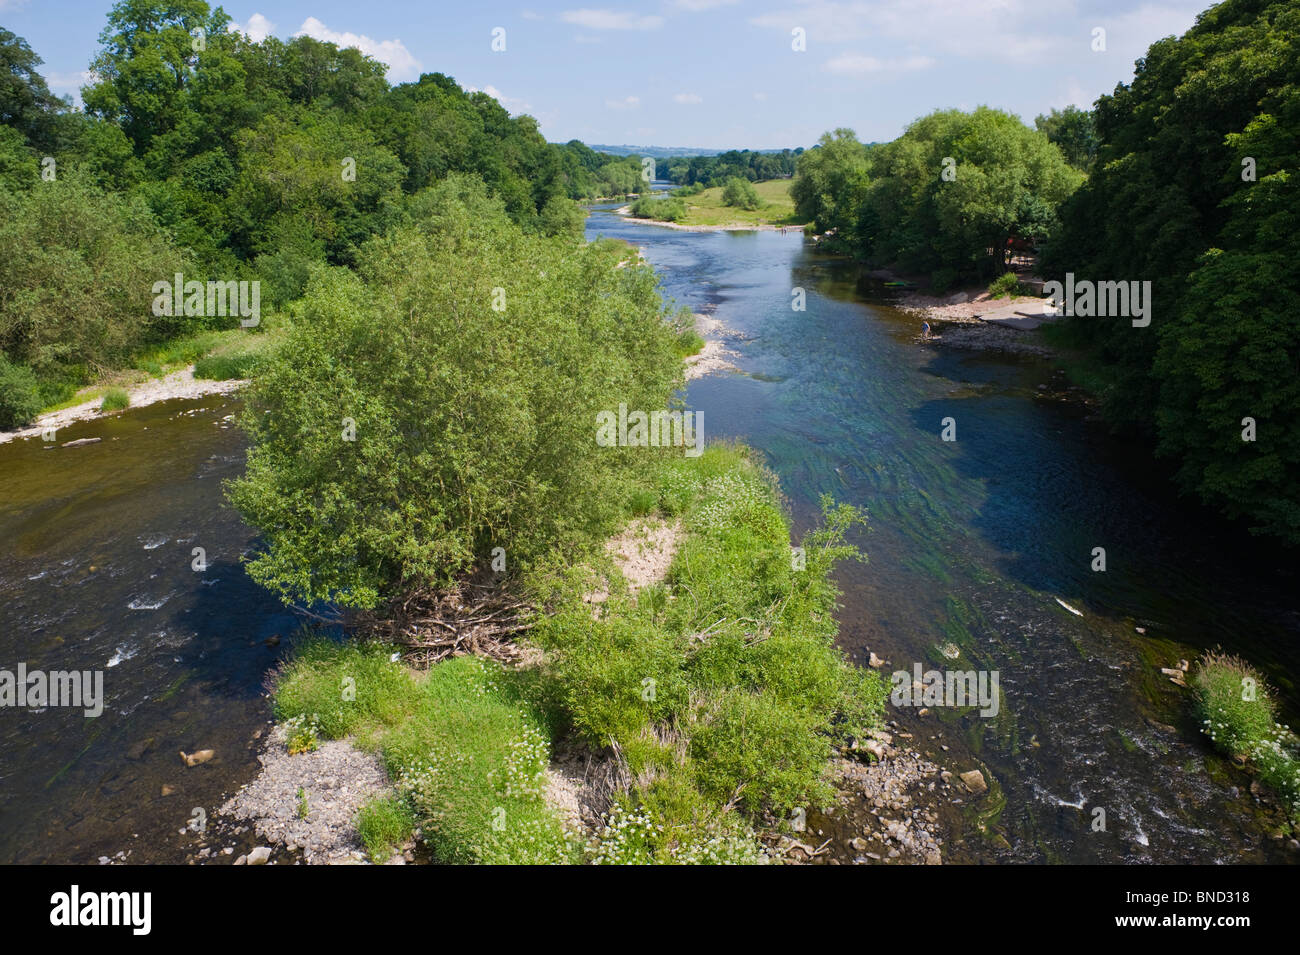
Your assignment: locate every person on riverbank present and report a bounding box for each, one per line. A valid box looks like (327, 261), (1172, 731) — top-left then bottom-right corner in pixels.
(922, 320), (932, 339)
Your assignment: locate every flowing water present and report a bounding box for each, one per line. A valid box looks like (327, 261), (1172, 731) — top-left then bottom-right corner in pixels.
(0, 395), (295, 864)
(0, 205), (1294, 864)
(586, 202), (1299, 864)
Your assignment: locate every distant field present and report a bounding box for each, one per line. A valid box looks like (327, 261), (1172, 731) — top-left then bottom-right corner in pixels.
(676, 179), (806, 227)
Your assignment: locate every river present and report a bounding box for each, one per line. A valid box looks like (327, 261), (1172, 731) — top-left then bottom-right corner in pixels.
(0, 203), (1294, 864)
(585, 201), (1298, 864)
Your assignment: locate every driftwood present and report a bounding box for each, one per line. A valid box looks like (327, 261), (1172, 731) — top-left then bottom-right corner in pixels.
(349, 575), (535, 668)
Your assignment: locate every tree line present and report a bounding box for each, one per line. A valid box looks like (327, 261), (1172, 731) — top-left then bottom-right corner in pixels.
(790, 0), (1298, 546)
(0, 1), (645, 423)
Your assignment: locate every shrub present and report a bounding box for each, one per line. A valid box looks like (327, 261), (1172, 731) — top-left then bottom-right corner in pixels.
(987, 271), (1030, 298)
(629, 196), (688, 222)
(721, 177), (760, 211)
(0, 354), (43, 429)
(100, 387), (130, 411)
(356, 795), (416, 863)
(228, 182), (682, 609)
(1193, 650), (1300, 822)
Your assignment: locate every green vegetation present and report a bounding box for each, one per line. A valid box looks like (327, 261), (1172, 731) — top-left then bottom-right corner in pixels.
(0, 2), (625, 416)
(721, 176), (760, 210)
(794, 113), (1082, 276)
(276, 642), (576, 864)
(0, 354), (43, 429)
(1040, 0), (1300, 546)
(99, 387), (130, 411)
(272, 445), (885, 864)
(642, 180), (804, 228)
(670, 308), (705, 358)
(228, 177), (682, 609)
(1193, 651), (1299, 825)
(987, 272), (1033, 299)
(356, 795), (416, 863)
(1034, 106), (1098, 172)
(628, 195), (688, 222)
(660, 149), (800, 187)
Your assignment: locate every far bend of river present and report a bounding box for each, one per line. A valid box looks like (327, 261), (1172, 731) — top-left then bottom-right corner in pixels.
(0, 203), (1295, 865)
(586, 202), (1298, 864)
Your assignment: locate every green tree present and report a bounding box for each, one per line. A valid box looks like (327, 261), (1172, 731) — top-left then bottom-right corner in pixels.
(1042, 0), (1300, 543)
(0, 174), (187, 377)
(227, 177), (683, 608)
(1034, 106), (1099, 171)
(721, 176), (760, 210)
(792, 129), (870, 247)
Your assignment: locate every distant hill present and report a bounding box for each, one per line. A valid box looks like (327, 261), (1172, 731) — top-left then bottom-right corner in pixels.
(585, 144), (798, 158)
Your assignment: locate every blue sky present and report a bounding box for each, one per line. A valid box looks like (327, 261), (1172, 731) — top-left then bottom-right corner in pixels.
(4, 0), (1214, 149)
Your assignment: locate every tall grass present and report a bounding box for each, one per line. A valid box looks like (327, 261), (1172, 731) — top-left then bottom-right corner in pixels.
(1193, 650), (1300, 825)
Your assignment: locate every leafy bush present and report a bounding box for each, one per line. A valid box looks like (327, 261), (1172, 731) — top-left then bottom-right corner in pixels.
(721, 176), (760, 210)
(987, 271), (1031, 299)
(0, 354), (43, 428)
(628, 196), (688, 222)
(0, 175), (187, 376)
(99, 387), (130, 411)
(529, 446), (886, 857)
(1193, 650), (1300, 823)
(228, 180), (682, 609)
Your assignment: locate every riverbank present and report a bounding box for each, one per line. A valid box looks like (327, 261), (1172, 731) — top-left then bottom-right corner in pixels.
(616, 204), (804, 232)
(0, 366), (248, 445)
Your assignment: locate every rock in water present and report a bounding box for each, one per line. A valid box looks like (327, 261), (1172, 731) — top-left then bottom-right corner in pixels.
(959, 770), (988, 794)
(180, 749), (215, 767)
(247, 847), (271, 865)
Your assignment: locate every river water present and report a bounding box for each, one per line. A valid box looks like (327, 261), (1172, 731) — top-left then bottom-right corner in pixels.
(585, 202), (1298, 864)
(0, 204), (1294, 864)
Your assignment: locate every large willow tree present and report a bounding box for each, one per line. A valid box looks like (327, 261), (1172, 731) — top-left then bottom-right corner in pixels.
(227, 177), (684, 608)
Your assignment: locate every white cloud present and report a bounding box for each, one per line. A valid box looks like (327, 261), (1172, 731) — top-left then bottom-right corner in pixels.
(521, 9), (544, 19)
(753, 91), (768, 101)
(673, 92), (704, 104)
(605, 95), (641, 110)
(44, 70), (96, 105)
(294, 17), (422, 82)
(824, 53), (935, 74)
(751, 0), (1074, 64)
(227, 13), (276, 43)
(561, 9), (664, 30)
(672, 0), (740, 10)
(467, 84), (532, 114)
(573, 34), (604, 44)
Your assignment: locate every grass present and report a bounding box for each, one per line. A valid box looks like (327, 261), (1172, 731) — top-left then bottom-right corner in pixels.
(356, 795), (416, 863)
(667, 179), (806, 228)
(25, 324), (280, 419)
(270, 443), (887, 864)
(274, 639), (575, 864)
(99, 387), (130, 412)
(1193, 650), (1300, 826)
(528, 444), (887, 860)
